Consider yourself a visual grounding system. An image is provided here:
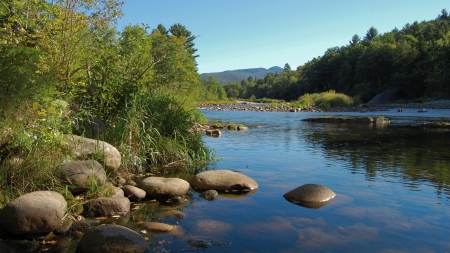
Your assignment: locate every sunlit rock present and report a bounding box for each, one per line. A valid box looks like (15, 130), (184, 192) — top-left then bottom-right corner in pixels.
(139, 177), (190, 200)
(64, 134), (121, 172)
(190, 170), (258, 192)
(58, 160), (107, 193)
(283, 184), (336, 208)
(0, 191), (67, 236)
(76, 225), (150, 253)
(122, 185), (146, 201)
(83, 196), (130, 217)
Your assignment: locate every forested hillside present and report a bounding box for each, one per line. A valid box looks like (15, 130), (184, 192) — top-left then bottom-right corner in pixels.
(224, 10), (450, 102)
(200, 66), (283, 84)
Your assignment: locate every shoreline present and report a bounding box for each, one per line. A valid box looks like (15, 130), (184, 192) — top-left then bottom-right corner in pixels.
(198, 100), (450, 112)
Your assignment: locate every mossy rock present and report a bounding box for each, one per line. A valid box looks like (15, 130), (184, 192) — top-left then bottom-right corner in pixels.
(54, 187), (84, 215)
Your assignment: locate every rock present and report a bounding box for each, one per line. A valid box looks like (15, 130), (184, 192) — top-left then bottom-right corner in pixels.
(112, 187), (125, 197)
(159, 210), (185, 219)
(142, 222), (176, 234)
(84, 196), (130, 217)
(122, 185), (146, 201)
(375, 117), (390, 124)
(139, 177), (190, 200)
(237, 125), (248, 131)
(58, 160), (107, 193)
(199, 190), (219, 200)
(193, 219), (233, 236)
(54, 216), (73, 234)
(0, 191), (67, 236)
(64, 134), (121, 171)
(227, 125), (237, 130)
(76, 225), (150, 253)
(205, 129), (221, 137)
(190, 170), (258, 192)
(283, 184), (336, 208)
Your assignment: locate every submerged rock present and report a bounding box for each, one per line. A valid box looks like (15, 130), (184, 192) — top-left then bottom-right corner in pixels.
(205, 129), (221, 137)
(283, 184), (336, 209)
(190, 170), (258, 192)
(76, 225), (150, 253)
(0, 191), (67, 236)
(142, 222), (176, 234)
(199, 189), (219, 201)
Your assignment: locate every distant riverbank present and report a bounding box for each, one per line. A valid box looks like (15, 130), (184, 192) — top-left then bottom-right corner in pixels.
(198, 100), (450, 113)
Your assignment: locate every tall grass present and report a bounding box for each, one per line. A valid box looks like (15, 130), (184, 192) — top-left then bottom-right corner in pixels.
(296, 90), (355, 108)
(105, 91), (215, 174)
(0, 100), (71, 206)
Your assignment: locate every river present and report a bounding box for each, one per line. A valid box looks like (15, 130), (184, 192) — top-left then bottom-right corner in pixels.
(167, 108), (450, 252)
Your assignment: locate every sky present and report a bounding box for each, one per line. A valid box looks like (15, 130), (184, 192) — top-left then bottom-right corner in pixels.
(118, 1), (449, 74)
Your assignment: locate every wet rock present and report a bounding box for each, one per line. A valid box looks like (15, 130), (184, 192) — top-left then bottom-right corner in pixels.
(58, 160), (107, 193)
(64, 134), (121, 172)
(160, 210), (185, 219)
(84, 196), (130, 217)
(142, 222), (176, 234)
(237, 125), (248, 131)
(54, 216), (73, 234)
(190, 170), (258, 192)
(139, 177), (190, 200)
(122, 185), (146, 201)
(283, 184), (336, 208)
(0, 191), (67, 236)
(76, 225), (150, 253)
(199, 190), (219, 200)
(205, 129), (221, 137)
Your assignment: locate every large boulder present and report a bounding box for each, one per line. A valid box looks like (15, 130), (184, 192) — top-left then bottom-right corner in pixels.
(58, 160), (107, 193)
(64, 134), (121, 171)
(76, 225), (150, 253)
(190, 170), (258, 192)
(283, 184), (336, 208)
(139, 177), (190, 200)
(0, 191), (67, 236)
(84, 196), (130, 217)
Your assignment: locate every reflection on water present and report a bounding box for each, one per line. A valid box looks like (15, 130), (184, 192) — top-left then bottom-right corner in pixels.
(194, 109), (450, 252)
(4, 109), (449, 252)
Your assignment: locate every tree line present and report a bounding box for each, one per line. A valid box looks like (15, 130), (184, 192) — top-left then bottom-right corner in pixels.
(223, 9), (450, 103)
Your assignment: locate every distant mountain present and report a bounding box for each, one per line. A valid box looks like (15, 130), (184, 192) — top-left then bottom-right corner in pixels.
(200, 66), (283, 84)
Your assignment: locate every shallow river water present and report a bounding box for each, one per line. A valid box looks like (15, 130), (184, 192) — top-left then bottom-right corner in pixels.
(172, 108), (450, 252)
(5, 108), (450, 253)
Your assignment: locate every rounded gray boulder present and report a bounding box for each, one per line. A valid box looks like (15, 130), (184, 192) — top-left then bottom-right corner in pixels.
(76, 225), (150, 253)
(139, 177), (190, 200)
(84, 196), (130, 217)
(122, 185), (146, 201)
(58, 160), (107, 193)
(0, 191), (67, 236)
(190, 170), (258, 192)
(283, 184), (336, 208)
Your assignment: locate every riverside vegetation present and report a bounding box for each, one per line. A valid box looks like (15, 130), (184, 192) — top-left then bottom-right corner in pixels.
(1, 1), (450, 251)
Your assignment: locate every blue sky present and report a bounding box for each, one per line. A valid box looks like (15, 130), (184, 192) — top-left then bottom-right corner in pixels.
(118, 1), (448, 74)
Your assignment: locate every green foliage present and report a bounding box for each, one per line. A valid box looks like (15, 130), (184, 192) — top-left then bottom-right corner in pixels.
(105, 92), (214, 173)
(223, 9), (450, 102)
(0, 0), (215, 203)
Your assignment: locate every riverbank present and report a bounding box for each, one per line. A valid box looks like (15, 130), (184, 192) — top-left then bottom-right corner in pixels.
(198, 99), (450, 113)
